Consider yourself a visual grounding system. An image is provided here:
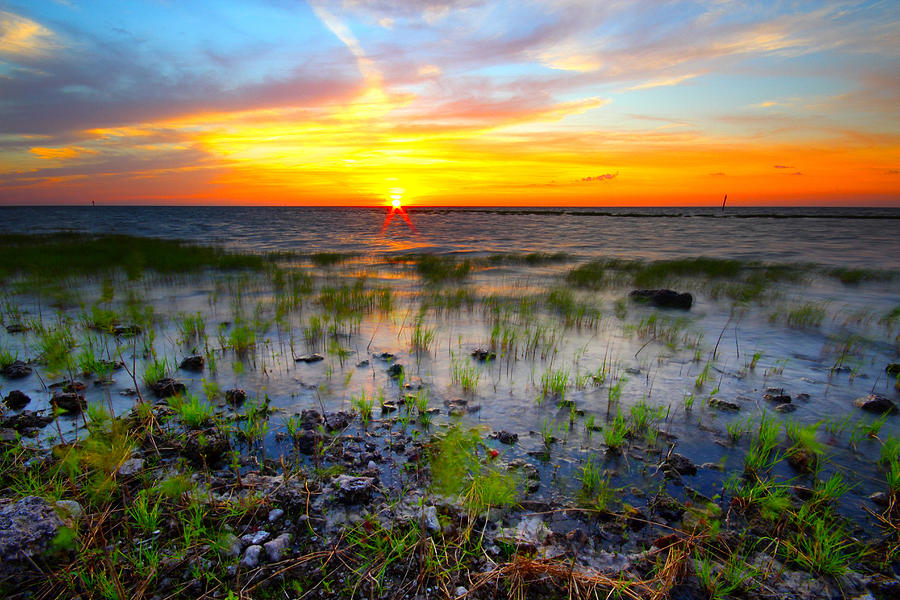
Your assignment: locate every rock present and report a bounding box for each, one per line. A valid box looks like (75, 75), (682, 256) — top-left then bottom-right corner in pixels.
(2, 360), (32, 379)
(264, 533), (291, 562)
(492, 430), (518, 445)
(117, 457), (145, 477)
(707, 397), (740, 411)
(854, 394), (898, 414)
(242, 530), (271, 546)
(240, 544), (262, 569)
(5, 323), (28, 333)
(151, 378), (186, 399)
(764, 392), (792, 404)
(295, 353), (324, 363)
(0, 496), (65, 576)
(356, 359), (369, 368)
(296, 430), (321, 454)
(508, 459), (541, 492)
(454, 586), (468, 598)
(403, 376), (423, 390)
(787, 449), (817, 472)
(3, 390), (30, 410)
(700, 462), (724, 471)
(62, 380), (86, 393)
(113, 324), (142, 337)
(0, 429), (17, 443)
(868, 492), (890, 507)
(182, 428), (230, 465)
(374, 352), (394, 361)
(334, 475), (375, 504)
(300, 409), (322, 429)
(225, 388), (246, 405)
(887, 363), (900, 376)
(664, 453), (697, 476)
(629, 289), (693, 310)
(775, 403), (797, 413)
(51, 392), (87, 414)
(419, 506), (440, 533)
(496, 516), (550, 548)
(324, 411), (351, 431)
(587, 550), (631, 573)
(471, 348), (496, 361)
(386, 363), (403, 378)
(55, 500), (83, 521)
(268, 508), (284, 523)
(1, 410), (53, 431)
(179, 355), (204, 371)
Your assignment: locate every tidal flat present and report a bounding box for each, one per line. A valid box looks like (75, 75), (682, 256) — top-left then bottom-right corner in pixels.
(1, 233), (899, 599)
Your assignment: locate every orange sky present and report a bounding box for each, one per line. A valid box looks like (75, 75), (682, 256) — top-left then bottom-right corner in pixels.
(1, 2), (898, 206)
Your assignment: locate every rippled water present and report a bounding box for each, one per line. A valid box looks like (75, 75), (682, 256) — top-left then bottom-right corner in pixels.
(2, 205), (899, 268)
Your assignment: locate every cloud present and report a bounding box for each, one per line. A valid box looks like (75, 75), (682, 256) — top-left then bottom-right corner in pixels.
(581, 172), (618, 182)
(0, 11), (58, 58)
(625, 73), (699, 91)
(773, 165), (793, 168)
(30, 146), (96, 160)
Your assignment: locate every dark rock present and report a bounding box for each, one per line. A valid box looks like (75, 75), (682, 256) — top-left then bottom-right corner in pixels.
(0, 429), (18, 443)
(264, 533), (291, 562)
(764, 392), (791, 404)
(356, 359), (369, 368)
(225, 388), (247, 405)
(774, 403), (796, 413)
(295, 353), (324, 363)
(664, 453), (697, 476)
(324, 411), (351, 431)
(869, 492), (890, 507)
(1, 411), (53, 431)
(300, 409), (322, 429)
(2, 360), (32, 379)
(62, 380), (87, 393)
(492, 430), (518, 445)
(5, 323), (28, 334)
(886, 363), (900, 376)
(707, 397), (740, 411)
(151, 378), (186, 399)
(650, 493), (685, 522)
(182, 428), (230, 465)
(854, 394), (898, 414)
(179, 355), (204, 371)
(334, 475), (375, 504)
(629, 289), (693, 309)
(113, 324), (142, 337)
(3, 390), (30, 410)
(403, 376), (423, 390)
(374, 352), (394, 361)
(0, 496), (65, 577)
(471, 348), (496, 361)
(296, 430), (321, 454)
(51, 392), (86, 414)
(386, 363), (403, 378)
(787, 449), (817, 472)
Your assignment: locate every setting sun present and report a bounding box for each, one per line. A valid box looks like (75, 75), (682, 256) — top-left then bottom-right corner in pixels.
(391, 197), (402, 209)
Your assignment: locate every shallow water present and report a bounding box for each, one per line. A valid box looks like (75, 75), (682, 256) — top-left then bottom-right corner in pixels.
(1, 206), (899, 524)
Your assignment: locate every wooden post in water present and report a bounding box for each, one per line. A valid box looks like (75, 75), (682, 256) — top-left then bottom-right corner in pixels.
(721, 194), (727, 213)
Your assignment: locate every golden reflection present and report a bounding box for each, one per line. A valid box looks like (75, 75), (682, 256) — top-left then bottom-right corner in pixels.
(380, 189), (418, 235)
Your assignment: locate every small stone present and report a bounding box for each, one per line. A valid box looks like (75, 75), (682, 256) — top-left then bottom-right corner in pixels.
(854, 394), (897, 414)
(268, 508), (285, 523)
(240, 544), (262, 568)
(62, 380), (87, 393)
(0, 496), (64, 576)
(492, 430), (518, 444)
(700, 462), (724, 471)
(419, 506), (440, 533)
(886, 363), (900, 376)
(868, 491), (890, 507)
(263, 533), (291, 562)
(324, 411), (351, 431)
(664, 453), (697, 476)
(5, 323), (28, 334)
(629, 288), (692, 309)
(471, 348), (496, 361)
(151, 378), (186, 399)
(117, 457), (145, 477)
(295, 353), (324, 363)
(774, 403), (797, 413)
(403, 376), (423, 390)
(3, 390), (31, 410)
(334, 475), (375, 504)
(225, 388), (247, 405)
(454, 586), (468, 597)
(374, 352), (394, 361)
(2, 360), (32, 379)
(51, 392), (87, 414)
(113, 324), (142, 337)
(179, 355), (204, 371)
(386, 363), (403, 378)
(356, 359), (369, 368)
(763, 393), (792, 404)
(241, 530), (271, 546)
(218, 533), (242, 558)
(708, 397), (740, 411)
(367, 460), (377, 470)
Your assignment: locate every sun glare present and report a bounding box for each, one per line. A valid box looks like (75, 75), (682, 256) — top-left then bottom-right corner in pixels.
(391, 197), (402, 208)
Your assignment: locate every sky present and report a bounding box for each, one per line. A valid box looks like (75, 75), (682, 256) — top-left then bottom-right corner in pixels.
(0, 1), (898, 206)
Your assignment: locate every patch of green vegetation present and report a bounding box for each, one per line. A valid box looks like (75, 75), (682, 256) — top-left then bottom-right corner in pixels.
(399, 254), (472, 283)
(0, 233), (264, 280)
(827, 267), (894, 285)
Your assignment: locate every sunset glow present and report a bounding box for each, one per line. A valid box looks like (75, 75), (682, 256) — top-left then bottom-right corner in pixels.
(1, 2), (898, 206)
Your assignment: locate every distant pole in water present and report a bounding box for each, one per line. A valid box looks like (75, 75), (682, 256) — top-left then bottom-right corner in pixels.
(91, 200), (95, 207)
(721, 194), (727, 213)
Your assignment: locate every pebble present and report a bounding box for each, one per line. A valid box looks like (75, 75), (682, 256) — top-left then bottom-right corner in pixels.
(268, 508), (284, 523)
(454, 586), (468, 597)
(240, 544), (262, 569)
(241, 530), (270, 546)
(264, 533), (291, 562)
